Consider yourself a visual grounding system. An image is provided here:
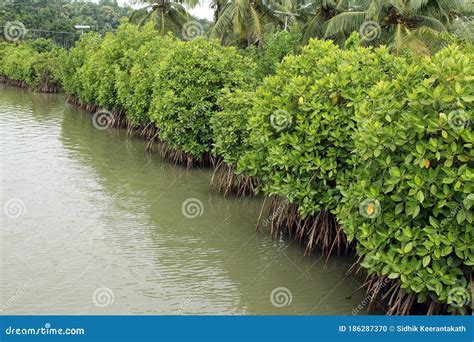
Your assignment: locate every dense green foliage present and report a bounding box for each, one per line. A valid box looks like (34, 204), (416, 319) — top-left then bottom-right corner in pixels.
(255, 30), (300, 79)
(337, 45), (473, 312)
(324, 0), (473, 53)
(1, 0), (132, 47)
(1, 21), (472, 312)
(3, 0), (471, 55)
(211, 87), (257, 165)
(211, 0), (472, 55)
(115, 32), (177, 126)
(212, 30), (299, 165)
(214, 37), (472, 311)
(149, 38), (256, 158)
(0, 39), (62, 90)
(55, 32), (103, 98)
(80, 24), (158, 109)
(238, 39), (406, 217)
(129, 0), (209, 37)
(43, 23), (257, 160)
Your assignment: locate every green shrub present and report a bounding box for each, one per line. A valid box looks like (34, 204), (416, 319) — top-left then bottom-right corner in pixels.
(61, 24), (156, 108)
(79, 25), (134, 109)
(27, 38), (58, 53)
(0, 42), (9, 66)
(0, 41), (62, 90)
(336, 45), (473, 312)
(1, 44), (34, 82)
(211, 31), (298, 164)
(238, 39), (405, 218)
(149, 38), (256, 158)
(256, 30), (299, 78)
(116, 32), (176, 126)
(79, 24), (157, 109)
(26, 49), (63, 89)
(211, 87), (257, 164)
(57, 32), (103, 98)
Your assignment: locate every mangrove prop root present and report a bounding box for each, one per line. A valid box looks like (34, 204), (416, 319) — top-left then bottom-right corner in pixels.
(154, 142), (215, 169)
(31, 94), (471, 316)
(1, 75), (61, 93)
(66, 96), (214, 169)
(265, 196), (353, 257)
(347, 260), (472, 315)
(264, 195), (471, 315)
(210, 161), (258, 197)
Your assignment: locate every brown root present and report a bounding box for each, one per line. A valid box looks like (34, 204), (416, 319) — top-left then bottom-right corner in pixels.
(347, 261), (472, 315)
(210, 161), (258, 197)
(153, 142), (215, 169)
(1, 75), (60, 93)
(67, 96), (213, 169)
(262, 196), (353, 256)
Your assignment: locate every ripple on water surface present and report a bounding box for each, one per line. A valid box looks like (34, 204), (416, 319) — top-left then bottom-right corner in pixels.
(0, 84), (368, 315)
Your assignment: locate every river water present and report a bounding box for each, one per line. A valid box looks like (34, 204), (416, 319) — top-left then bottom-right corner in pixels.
(0, 84), (368, 315)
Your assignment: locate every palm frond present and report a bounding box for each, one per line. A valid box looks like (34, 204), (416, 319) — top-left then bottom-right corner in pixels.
(415, 15), (448, 31)
(324, 11), (366, 37)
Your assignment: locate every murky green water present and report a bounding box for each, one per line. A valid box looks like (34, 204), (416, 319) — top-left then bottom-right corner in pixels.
(0, 84), (368, 315)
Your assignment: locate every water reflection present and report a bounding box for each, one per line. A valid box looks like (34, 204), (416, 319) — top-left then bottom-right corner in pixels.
(0, 84), (367, 315)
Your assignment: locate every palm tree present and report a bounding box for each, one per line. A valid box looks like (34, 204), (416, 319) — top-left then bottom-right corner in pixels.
(210, 0), (281, 46)
(324, 0), (472, 54)
(266, 0), (308, 30)
(210, 0), (228, 23)
(129, 0), (200, 35)
(298, 0), (339, 43)
(449, 15), (473, 43)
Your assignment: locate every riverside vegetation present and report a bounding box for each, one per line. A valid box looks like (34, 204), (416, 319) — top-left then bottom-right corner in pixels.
(0, 23), (472, 315)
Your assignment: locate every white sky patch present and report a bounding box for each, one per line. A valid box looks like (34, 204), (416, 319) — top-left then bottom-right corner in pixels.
(117, 0), (214, 21)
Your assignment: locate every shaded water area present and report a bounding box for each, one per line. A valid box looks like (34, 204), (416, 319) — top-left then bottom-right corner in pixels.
(0, 84), (369, 315)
